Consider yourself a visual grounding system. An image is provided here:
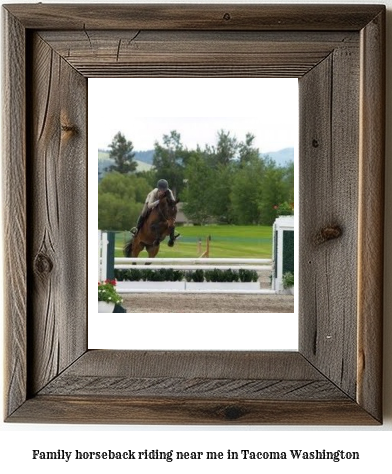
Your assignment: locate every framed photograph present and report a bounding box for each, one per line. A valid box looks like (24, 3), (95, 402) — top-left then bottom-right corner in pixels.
(3, 4), (384, 424)
(91, 77), (297, 350)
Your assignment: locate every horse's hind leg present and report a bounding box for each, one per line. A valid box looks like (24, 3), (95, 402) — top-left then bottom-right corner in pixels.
(124, 238), (133, 257)
(131, 240), (144, 258)
(146, 245), (160, 260)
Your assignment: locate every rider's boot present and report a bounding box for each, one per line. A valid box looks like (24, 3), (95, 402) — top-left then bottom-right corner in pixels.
(131, 215), (143, 237)
(168, 227), (181, 247)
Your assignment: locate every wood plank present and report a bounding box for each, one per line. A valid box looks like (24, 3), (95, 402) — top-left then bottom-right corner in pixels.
(39, 30), (356, 58)
(2, 8), (27, 419)
(357, 9), (385, 423)
(40, 30), (359, 46)
(69, 66), (309, 79)
(28, 33), (87, 395)
(9, 396), (379, 425)
(63, 53), (332, 64)
(35, 351), (348, 402)
(299, 41), (360, 399)
(39, 30), (358, 78)
(5, 4), (384, 31)
(328, 44), (360, 396)
(39, 376), (346, 400)
(50, 350), (326, 379)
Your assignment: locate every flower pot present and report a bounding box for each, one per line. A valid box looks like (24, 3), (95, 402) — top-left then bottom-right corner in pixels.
(98, 301), (115, 313)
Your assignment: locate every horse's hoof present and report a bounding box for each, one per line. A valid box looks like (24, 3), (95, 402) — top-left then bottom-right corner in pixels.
(168, 239), (175, 247)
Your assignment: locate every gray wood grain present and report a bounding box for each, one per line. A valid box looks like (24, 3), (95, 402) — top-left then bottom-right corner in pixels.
(38, 351), (346, 401)
(357, 10), (385, 422)
(2, 9), (27, 419)
(64, 350), (321, 379)
(10, 396), (378, 425)
(28, 33), (87, 395)
(38, 30), (358, 78)
(4, 4), (384, 31)
(40, 376), (348, 400)
(299, 40), (360, 399)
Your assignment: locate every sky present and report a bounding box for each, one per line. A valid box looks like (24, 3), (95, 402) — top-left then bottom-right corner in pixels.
(89, 78), (298, 153)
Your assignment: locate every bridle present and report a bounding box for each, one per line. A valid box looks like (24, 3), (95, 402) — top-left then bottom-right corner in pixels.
(157, 196), (176, 226)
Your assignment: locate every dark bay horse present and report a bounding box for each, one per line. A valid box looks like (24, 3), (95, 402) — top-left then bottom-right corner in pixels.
(124, 190), (179, 258)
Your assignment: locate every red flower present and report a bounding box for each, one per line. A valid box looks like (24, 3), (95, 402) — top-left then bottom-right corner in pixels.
(104, 279), (117, 286)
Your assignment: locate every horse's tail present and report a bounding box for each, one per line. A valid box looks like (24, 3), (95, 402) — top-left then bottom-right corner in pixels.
(124, 239), (132, 257)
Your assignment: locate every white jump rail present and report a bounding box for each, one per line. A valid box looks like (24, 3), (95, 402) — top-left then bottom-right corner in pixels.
(115, 265), (272, 270)
(115, 258), (272, 264)
(114, 257), (272, 271)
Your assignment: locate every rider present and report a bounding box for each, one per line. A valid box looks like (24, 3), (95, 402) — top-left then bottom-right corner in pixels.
(131, 179), (179, 247)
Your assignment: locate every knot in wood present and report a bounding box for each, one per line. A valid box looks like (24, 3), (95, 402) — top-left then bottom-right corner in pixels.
(315, 225), (342, 245)
(223, 13), (231, 21)
(223, 405), (244, 420)
(61, 124), (78, 134)
(34, 252), (54, 275)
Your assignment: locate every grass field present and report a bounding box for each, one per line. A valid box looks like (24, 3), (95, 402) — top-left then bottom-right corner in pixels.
(114, 225), (273, 258)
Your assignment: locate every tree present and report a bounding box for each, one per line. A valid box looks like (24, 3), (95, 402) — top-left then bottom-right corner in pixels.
(107, 132), (137, 174)
(215, 130), (238, 166)
(206, 130), (238, 168)
(98, 173), (151, 230)
(98, 193), (138, 231)
(135, 168), (158, 189)
(153, 130), (188, 196)
(282, 160), (294, 204)
(258, 158), (293, 225)
(230, 156), (264, 224)
(182, 153), (216, 224)
(208, 163), (234, 223)
(238, 133), (260, 167)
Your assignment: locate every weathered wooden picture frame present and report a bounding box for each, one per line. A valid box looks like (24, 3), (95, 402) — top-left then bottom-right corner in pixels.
(3, 4), (384, 424)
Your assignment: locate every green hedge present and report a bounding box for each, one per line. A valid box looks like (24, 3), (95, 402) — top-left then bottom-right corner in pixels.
(114, 268), (259, 283)
(114, 268), (183, 282)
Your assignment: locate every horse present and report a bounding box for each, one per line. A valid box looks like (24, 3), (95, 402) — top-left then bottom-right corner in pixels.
(124, 190), (179, 259)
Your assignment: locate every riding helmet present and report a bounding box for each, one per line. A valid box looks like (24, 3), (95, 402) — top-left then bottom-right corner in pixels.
(157, 179), (169, 190)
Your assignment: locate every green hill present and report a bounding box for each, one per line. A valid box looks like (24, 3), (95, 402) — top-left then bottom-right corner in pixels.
(98, 150), (153, 179)
(263, 147), (294, 166)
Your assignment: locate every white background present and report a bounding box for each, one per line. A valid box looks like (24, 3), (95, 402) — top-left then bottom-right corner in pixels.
(90, 77), (299, 151)
(1, 0), (391, 472)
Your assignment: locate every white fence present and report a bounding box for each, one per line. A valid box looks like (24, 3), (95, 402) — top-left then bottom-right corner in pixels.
(271, 216), (295, 293)
(113, 257), (274, 294)
(114, 257), (272, 271)
(98, 231), (293, 295)
(98, 230), (108, 281)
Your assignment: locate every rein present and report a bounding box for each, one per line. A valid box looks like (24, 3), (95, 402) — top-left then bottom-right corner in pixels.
(157, 197), (175, 224)
(157, 204), (169, 222)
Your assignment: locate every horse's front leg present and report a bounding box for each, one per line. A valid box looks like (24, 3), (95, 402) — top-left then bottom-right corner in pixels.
(150, 223), (161, 247)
